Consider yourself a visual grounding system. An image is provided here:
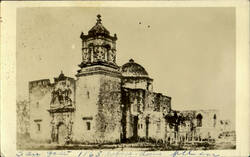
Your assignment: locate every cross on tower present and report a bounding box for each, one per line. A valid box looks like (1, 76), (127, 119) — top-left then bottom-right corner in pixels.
(97, 14), (102, 23)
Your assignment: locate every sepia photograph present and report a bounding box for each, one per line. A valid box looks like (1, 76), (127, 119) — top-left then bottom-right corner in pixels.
(15, 6), (237, 151)
(1, 1), (250, 157)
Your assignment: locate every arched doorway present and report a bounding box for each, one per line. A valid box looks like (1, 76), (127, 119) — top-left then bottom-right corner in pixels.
(57, 123), (67, 144)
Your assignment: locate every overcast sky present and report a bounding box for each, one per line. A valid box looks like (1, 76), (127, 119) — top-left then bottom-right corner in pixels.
(17, 7), (235, 127)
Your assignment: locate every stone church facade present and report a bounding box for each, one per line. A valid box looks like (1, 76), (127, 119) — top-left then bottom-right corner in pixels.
(28, 15), (231, 144)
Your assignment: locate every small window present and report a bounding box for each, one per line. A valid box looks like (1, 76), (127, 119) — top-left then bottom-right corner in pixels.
(86, 122), (91, 130)
(213, 114), (217, 127)
(87, 91), (90, 99)
(37, 123), (41, 131)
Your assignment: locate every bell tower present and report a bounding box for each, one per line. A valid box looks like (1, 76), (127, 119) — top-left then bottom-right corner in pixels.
(74, 15), (122, 143)
(78, 14), (118, 70)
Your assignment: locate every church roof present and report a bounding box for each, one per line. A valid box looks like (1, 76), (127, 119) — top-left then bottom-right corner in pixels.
(88, 14), (110, 36)
(80, 14), (117, 41)
(121, 59), (149, 78)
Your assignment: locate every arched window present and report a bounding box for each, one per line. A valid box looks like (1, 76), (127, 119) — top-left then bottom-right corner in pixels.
(196, 114), (203, 127)
(213, 114), (217, 127)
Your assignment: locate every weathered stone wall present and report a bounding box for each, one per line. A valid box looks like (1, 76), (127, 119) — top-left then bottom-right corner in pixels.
(219, 120), (232, 132)
(144, 93), (171, 140)
(178, 109), (220, 140)
(147, 112), (165, 140)
(96, 75), (121, 142)
(73, 75), (100, 143)
(122, 88), (171, 141)
(194, 110), (220, 139)
(73, 73), (121, 143)
(29, 79), (52, 142)
(121, 88), (145, 139)
(122, 77), (153, 91)
(143, 92), (171, 115)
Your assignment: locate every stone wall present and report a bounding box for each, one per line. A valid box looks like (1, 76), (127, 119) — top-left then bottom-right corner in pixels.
(122, 77), (153, 91)
(73, 72), (121, 143)
(96, 75), (121, 142)
(121, 88), (171, 141)
(194, 110), (220, 139)
(29, 79), (52, 142)
(73, 75), (100, 143)
(121, 88), (145, 139)
(219, 120), (232, 132)
(147, 112), (165, 140)
(177, 109), (220, 141)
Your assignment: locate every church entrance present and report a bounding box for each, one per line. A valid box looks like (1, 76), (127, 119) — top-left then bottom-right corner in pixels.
(57, 123), (67, 144)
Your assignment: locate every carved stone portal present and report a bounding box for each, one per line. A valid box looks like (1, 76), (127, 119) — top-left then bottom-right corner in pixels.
(50, 112), (74, 144)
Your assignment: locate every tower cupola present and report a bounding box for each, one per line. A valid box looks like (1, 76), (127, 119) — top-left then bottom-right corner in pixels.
(79, 14), (118, 70)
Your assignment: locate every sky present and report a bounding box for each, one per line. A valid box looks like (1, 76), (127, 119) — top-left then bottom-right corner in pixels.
(16, 7), (236, 127)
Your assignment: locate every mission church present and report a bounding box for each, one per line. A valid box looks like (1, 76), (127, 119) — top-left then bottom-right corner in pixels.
(28, 15), (230, 144)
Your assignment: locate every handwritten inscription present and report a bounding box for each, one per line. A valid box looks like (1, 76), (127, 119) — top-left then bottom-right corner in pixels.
(16, 150), (220, 157)
(77, 151), (141, 157)
(47, 151), (72, 157)
(171, 151), (220, 157)
(16, 151), (41, 157)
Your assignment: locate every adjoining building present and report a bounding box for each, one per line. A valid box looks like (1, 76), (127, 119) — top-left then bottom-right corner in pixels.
(28, 15), (233, 144)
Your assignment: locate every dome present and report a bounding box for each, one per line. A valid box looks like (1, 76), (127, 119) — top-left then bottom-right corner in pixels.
(121, 59), (149, 77)
(80, 14), (117, 41)
(88, 14), (110, 36)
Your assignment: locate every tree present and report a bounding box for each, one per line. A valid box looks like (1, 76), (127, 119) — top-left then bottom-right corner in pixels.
(165, 111), (185, 144)
(16, 100), (30, 135)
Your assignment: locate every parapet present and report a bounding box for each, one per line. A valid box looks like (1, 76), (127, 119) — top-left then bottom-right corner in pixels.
(29, 79), (51, 90)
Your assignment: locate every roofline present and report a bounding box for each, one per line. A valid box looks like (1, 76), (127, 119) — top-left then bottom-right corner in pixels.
(54, 76), (75, 80)
(122, 76), (153, 81)
(152, 92), (172, 99)
(29, 79), (50, 83)
(178, 109), (219, 112)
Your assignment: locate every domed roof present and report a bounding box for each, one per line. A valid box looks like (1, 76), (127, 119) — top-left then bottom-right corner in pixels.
(121, 59), (149, 77)
(88, 14), (110, 36)
(80, 14), (117, 41)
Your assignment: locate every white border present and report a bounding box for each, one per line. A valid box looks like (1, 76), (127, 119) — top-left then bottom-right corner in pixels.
(1, 1), (249, 157)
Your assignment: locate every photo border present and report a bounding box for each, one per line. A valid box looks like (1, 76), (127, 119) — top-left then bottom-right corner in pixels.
(1, 1), (249, 157)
